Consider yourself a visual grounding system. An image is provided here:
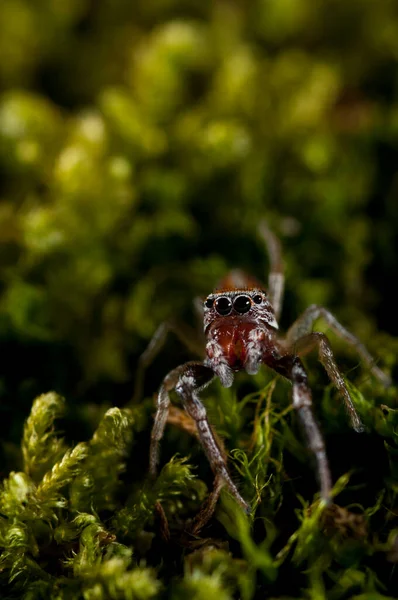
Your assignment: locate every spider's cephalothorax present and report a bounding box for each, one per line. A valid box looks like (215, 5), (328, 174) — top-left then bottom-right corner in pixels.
(203, 289), (278, 384)
(138, 223), (391, 534)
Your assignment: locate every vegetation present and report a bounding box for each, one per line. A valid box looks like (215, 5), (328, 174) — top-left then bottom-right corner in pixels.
(0, 0), (397, 598)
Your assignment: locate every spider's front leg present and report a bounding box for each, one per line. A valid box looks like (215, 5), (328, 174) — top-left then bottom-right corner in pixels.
(175, 362), (249, 512)
(150, 361), (249, 521)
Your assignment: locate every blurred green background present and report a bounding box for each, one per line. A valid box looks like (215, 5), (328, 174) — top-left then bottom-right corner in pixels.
(0, 0), (397, 438)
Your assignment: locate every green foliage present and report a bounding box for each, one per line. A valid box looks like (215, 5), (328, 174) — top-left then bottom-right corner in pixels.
(0, 396), (164, 598)
(70, 407), (135, 513)
(22, 392), (68, 482)
(1, 0), (398, 598)
(2, 375), (398, 598)
(112, 456), (203, 540)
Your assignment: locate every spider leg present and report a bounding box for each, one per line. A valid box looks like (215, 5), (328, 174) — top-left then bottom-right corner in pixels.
(132, 320), (204, 404)
(258, 221), (285, 321)
(174, 362), (249, 512)
(188, 474), (225, 535)
(273, 355), (332, 502)
(150, 361), (248, 521)
(286, 304), (391, 387)
(290, 332), (364, 432)
(150, 362), (205, 477)
(163, 406), (230, 534)
(149, 367), (174, 477)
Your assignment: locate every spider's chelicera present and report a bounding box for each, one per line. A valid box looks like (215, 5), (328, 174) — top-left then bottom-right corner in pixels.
(141, 223), (391, 531)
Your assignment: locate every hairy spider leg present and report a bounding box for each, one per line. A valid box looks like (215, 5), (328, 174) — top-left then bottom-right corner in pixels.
(216, 222), (285, 321)
(286, 304), (392, 388)
(150, 361), (249, 511)
(189, 474), (225, 535)
(273, 354), (333, 502)
(149, 366), (173, 477)
(132, 320), (204, 404)
(258, 221), (285, 321)
(291, 332), (364, 432)
(159, 403), (232, 534)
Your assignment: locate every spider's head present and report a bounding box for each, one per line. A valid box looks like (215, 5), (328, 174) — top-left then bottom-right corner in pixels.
(203, 288), (278, 333)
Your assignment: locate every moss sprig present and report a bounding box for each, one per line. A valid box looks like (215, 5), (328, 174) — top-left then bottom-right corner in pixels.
(22, 392), (68, 483)
(70, 407), (134, 513)
(112, 456), (199, 539)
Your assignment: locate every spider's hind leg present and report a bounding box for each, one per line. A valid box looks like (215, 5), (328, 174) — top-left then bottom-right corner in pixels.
(258, 221), (285, 321)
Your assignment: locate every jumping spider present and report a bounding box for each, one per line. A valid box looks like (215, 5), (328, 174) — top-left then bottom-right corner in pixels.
(139, 223), (390, 530)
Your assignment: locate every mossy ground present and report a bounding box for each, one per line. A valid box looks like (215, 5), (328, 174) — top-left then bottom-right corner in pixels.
(1, 374), (398, 599)
(0, 1), (398, 598)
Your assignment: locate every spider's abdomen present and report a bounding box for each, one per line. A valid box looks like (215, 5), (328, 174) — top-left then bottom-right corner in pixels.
(206, 319), (266, 372)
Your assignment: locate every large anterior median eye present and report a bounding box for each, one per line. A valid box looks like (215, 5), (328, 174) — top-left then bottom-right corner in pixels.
(215, 296), (232, 316)
(233, 295), (251, 314)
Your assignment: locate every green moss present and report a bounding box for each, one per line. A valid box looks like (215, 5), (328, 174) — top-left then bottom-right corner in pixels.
(0, 373), (397, 598)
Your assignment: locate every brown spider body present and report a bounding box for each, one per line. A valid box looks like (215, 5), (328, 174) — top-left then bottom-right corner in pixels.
(204, 289), (279, 380)
(139, 224), (391, 532)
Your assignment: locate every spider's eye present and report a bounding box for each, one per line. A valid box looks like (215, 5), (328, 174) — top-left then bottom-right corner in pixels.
(233, 295), (251, 314)
(205, 298), (214, 309)
(215, 297), (232, 316)
(253, 294), (263, 305)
